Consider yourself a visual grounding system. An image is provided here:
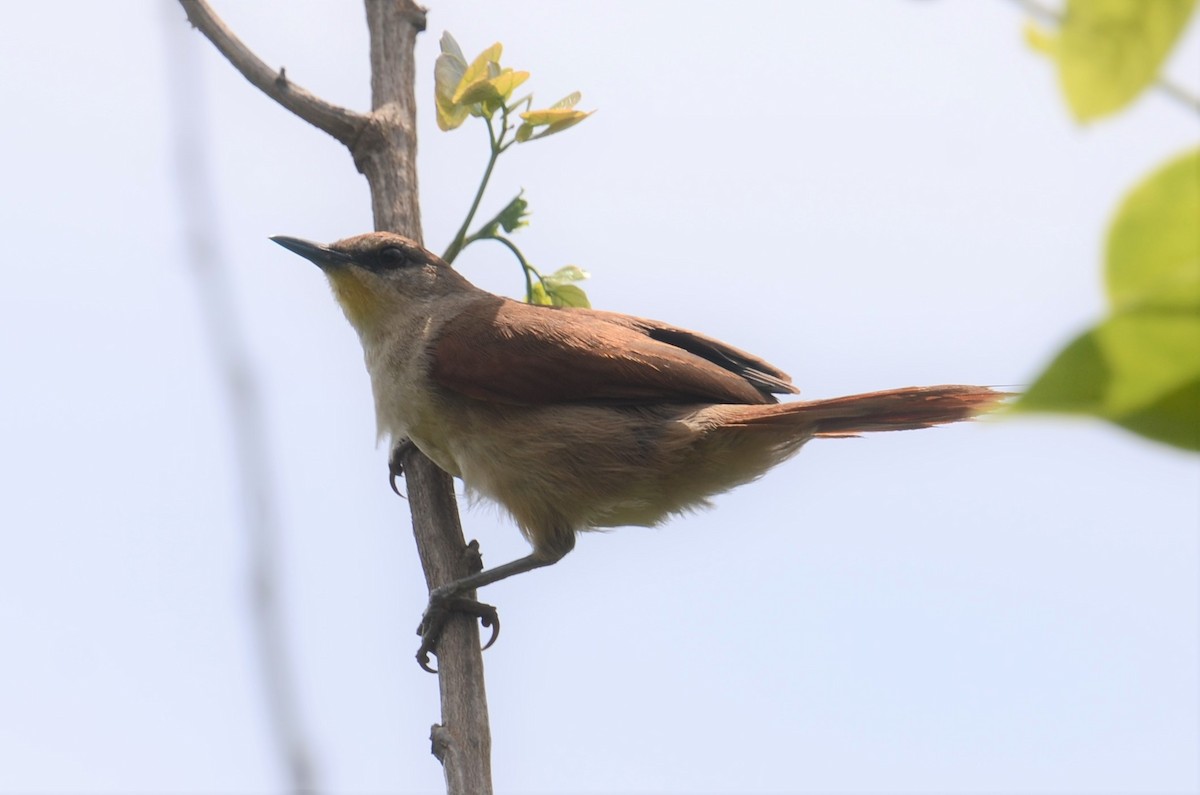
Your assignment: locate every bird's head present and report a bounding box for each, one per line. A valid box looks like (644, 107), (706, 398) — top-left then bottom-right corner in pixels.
(271, 232), (470, 338)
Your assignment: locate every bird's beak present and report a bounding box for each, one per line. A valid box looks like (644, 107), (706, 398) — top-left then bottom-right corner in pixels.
(270, 236), (355, 269)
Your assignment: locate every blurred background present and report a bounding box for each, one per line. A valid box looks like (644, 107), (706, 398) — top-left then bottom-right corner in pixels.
(1, 1), (1196, 793)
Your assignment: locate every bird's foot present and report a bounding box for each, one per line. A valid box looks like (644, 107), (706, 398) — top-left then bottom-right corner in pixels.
(388, 439), (415, 497)
(416, 586), (500, 673)
(415, 538), (495, 672)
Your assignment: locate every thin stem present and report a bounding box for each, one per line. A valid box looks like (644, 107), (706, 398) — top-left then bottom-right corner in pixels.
(1154, 78), (1200, 114)
(1008, 0), (1060, 24)
(443, 116), (503, 264)
(496, 104), (516, 154)
(458, 191), (524, 253)
(476, 234), (546, 302)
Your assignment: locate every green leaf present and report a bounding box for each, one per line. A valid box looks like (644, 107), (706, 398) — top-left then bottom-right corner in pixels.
(1119, 380), (1200, 452)
(1016, 309), (1200, 451)
(1015, 148), (1200, 451)
(1017, 326), (1110, 415)
(544, 265), (589, 286)
(527, 268), (591, 307)
(476, 193), (530, 239)
(1106, 148), (1200, 312)
(546, 283), (592, 308)
(496, 193), (530, 233)
(1051, 0), (1198, 121)
(1095, 310), (1200, 417)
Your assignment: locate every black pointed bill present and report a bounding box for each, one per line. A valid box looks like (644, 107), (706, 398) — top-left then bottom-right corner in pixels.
(270, 236), (355, 269)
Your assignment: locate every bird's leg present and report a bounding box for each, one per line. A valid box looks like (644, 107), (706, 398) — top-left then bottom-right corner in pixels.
(387, 438), (415, 496)
(416, 548), (567, 673)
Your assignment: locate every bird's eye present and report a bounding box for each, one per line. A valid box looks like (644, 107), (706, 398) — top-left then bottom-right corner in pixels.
(379, 246), (409, 267)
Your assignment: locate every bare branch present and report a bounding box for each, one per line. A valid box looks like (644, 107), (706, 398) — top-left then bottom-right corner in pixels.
(178, 0), (366, 144)
(359, 3), (495, 792)
(357, 0), (426, 232)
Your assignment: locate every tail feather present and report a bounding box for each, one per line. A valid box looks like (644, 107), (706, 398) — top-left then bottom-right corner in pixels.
(726, 385), (1008, 435)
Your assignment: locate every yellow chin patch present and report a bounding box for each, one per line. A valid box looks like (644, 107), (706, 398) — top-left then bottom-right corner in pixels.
(326, 269), (383, 332)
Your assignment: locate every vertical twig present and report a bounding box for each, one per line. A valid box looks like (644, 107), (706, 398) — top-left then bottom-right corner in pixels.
(163, 7), (318, 793)
(177, 1), (494, 792)
(358, 5), (494, 791)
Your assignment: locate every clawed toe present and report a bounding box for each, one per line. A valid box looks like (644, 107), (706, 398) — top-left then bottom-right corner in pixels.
(388, 440), (415, 497)
(415, 592), (500, 673)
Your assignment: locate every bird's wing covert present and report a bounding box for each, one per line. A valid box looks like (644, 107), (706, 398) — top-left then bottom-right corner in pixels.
(431, 299), (791, 406)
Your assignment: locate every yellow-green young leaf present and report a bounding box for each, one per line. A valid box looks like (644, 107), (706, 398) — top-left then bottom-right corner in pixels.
(515, 123), (534, 142)
(517, 108), (593, 142)
(534, 114), (592, 140)
(520, 107), (588, 126)
(1106, 147), (1200, 311)
(457, 69), (531, 106)
(1016, 309), (1200, 451)
(456, 79), (502, 107)
(1054, 0), (1198, 122)
(550, 91), (582, 110)
(528, 281), (554, 306)
(452, 43), (503, 104)
(491, 69), (529, 103)
(434, 51), (469, 131)
(1024, 21), (1056, 55)
(546, 283), (591, 308)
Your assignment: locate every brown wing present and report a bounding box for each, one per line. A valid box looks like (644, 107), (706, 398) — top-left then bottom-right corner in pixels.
(588, 310), (798, 397)
(430, 297), (794, 406)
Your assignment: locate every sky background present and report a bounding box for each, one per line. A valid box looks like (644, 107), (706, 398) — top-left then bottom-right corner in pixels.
(1, 1), (1197, 793)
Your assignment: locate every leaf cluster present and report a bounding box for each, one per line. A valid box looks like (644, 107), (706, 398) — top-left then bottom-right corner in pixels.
(1017, 150), (1200, 451)
(435, 34), (592, 140)
(435, 33), (593, 306)
(1015, 0), (1199, 451)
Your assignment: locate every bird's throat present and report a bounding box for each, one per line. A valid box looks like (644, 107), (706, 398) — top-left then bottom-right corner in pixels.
(325, 270), (384, 334)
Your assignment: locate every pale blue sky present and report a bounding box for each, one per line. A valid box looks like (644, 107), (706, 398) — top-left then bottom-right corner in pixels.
(1, 2), (1197, 793)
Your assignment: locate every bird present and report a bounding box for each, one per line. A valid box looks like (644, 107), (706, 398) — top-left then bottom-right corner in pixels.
(271, 231), (1004, 669)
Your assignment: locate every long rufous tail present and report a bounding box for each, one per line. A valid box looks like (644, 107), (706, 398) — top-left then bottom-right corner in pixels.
(726, 385), (1008, 436)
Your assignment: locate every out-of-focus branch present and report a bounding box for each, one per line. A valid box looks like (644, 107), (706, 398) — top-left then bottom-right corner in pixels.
(178, 0), (365, 143)
(163, 8), (318, 794)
